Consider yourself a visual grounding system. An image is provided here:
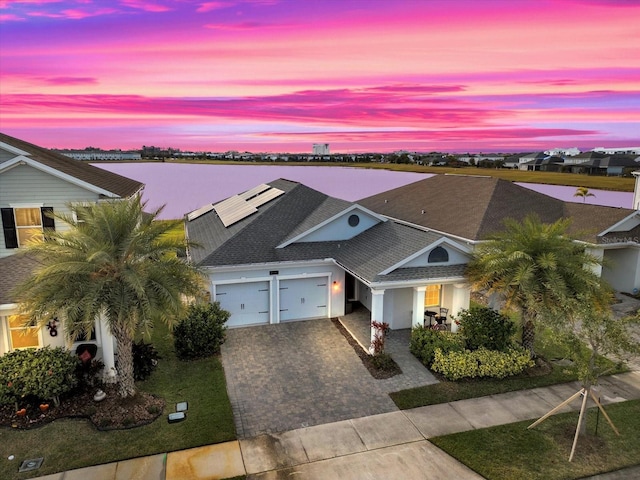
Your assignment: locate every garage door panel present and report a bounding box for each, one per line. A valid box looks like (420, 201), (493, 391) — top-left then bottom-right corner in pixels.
(216, 282), (270, 327)
(280, 278), (328, 322)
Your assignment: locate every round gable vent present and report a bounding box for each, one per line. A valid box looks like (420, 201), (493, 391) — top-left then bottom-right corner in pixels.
(348, 214), (360, 227)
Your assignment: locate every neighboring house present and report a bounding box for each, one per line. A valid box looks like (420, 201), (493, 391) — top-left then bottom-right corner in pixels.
(358, 174), (640, 294)
(0, 133), (144, 379)
(517, 152), (547, 170)
(519, 155), (564, 172)
(186, 179), (473, 346)
(571, 155), (640, 177)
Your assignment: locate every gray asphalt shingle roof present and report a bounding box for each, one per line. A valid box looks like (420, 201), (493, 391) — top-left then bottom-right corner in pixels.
(357, 174), (634, 243)
(0, 132), (144, 198)
(187, 179), (464, 284)
(0, 253), (41, 305)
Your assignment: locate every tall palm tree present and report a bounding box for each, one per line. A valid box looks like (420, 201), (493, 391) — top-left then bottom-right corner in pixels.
(466, 215), (605, 357)
(574, 186), (595, 203)
(15, 197), (204, 398)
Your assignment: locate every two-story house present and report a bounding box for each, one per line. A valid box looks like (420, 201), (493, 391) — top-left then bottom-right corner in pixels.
(0, 133), (144, 379)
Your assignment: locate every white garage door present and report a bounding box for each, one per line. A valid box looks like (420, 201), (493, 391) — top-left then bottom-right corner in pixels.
(279, 277), (328, 322)
(215, 281), (270, 327)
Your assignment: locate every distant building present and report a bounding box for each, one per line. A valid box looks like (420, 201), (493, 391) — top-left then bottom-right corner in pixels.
(312, 143), (330, 155)
(593, 147), (640, 155)
(545, 147), (581, 157)
(56, 149), (141, 161)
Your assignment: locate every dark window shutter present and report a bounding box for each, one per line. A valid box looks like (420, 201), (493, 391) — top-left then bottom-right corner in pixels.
(41, 207), (55, 230)
(1, 208), (18, 249)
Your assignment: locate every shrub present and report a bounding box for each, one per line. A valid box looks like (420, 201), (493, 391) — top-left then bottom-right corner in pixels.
(76, 358), (105, 389)
(456, 306), (516, 352)
(0, 347), (78, 407)
(174, 302), (229, 360)
(370, 352), (395, 371)
(132, 340), (160, 381)
(410, 326), (465, 367)
(432, 347), (534, 381)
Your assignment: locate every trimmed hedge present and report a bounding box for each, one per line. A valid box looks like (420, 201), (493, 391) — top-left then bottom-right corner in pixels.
(432, 347), (534, 381)
(456, 306), (516, 352)
(174, 302), (229, 360)
(0, 347), (79, 407)
(410, 326), (465, 367)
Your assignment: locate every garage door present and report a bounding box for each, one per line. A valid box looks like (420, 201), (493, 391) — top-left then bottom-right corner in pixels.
(279, 277), (328, 322)
(215, 281), (270, 327)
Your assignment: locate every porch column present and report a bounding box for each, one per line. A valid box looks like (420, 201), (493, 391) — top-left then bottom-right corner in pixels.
(369, 289), (385, 354)
(450, 283), (471, 333)
(99, 315), (117, 383)
(412, 286), (427, 328)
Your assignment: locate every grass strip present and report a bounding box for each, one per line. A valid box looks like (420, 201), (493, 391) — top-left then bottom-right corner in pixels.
(430, 400), (640, 480)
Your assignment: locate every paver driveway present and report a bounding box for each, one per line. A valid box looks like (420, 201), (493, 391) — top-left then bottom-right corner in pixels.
(221, 318), (400, 438)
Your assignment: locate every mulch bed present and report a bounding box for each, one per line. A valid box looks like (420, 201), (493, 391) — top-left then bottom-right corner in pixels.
(0, 384), (165, 431)
(332, 318), (402, 379)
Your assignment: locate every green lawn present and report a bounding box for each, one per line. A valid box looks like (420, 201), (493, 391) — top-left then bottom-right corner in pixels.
(0, 322), (235, 480)
(430, 400), (640, 480)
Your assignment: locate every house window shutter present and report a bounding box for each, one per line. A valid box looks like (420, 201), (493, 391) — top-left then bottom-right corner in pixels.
(41, 207), (55, 230)
(1, 208), (18, 249)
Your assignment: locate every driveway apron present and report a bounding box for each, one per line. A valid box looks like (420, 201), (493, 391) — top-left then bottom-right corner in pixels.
(221, 319), (401, 438)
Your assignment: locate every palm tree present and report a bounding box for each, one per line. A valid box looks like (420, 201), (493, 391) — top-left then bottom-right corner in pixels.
(466, 215), (604, 357)
(574, 186), (595, 203)
(15, 197), (205, 398)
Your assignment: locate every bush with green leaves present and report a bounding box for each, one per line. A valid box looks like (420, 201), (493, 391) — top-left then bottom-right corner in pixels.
(432, 347), (534, 381)
(174, 302), (229, 360)
(0, 347), (78, 407)
(410, 326), (465, 367)
(456, 306), (516, 352)
(132, 340), (160, 381)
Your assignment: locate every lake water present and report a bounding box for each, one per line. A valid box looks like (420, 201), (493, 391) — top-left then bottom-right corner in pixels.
(96, 163), (635, 220)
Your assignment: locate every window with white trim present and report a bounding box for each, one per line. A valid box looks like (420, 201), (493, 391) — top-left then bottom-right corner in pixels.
(424, 285), (441, 307)
(7, 314), (41, 349)
(1, 206), (55, 249)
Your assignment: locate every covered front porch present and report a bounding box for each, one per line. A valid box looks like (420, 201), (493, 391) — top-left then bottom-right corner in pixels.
(348, 275), (471, 336)
(338, 304), (438, 391)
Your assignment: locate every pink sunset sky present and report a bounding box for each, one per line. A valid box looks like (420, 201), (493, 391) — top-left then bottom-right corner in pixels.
(0, 0), (639, 153)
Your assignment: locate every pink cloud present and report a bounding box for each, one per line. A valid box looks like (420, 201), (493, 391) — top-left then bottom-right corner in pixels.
(196, 2), (231, 13)
(120, 0), (170, 12)
(43, 76), (98, 85)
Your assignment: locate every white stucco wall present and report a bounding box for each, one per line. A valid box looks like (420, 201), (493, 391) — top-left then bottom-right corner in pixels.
(207, 261), (347, 322)
(602, 247), (640, 292)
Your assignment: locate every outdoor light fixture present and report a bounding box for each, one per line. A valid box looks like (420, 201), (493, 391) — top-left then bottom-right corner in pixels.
(332, 281), (340, 292)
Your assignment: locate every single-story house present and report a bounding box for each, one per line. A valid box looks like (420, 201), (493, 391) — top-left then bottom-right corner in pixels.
(186, 179), (473, 347)
(0, 133), (144, 379)
(358, 174), (640, 293)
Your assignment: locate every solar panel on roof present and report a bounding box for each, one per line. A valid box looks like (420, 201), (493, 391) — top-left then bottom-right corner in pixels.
(246, 187), (284, 208)
(219, 203), (257, 227)
(239, 183), (270, 200)
(186, 203), (215, 221)
(211, 184), (286, 228)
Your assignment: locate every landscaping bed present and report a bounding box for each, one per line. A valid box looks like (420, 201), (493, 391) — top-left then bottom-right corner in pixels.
(0, 384), (164, 430)
(332, 318), (402, 379)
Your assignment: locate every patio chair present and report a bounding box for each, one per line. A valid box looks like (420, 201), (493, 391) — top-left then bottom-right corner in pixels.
(434, 307), (448, 326)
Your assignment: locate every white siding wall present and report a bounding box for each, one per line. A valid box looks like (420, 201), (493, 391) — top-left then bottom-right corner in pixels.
(295, 211), (380, 242)
(403, 245), (468, 268)
(0, 164), (100, 257)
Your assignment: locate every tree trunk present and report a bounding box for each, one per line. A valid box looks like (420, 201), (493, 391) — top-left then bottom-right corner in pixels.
(522, 319), (536, 358)
(113, 323), (136, 398)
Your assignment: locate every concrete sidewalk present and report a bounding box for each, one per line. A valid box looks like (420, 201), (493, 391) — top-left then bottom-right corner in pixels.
(28, 371), (640, 480)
